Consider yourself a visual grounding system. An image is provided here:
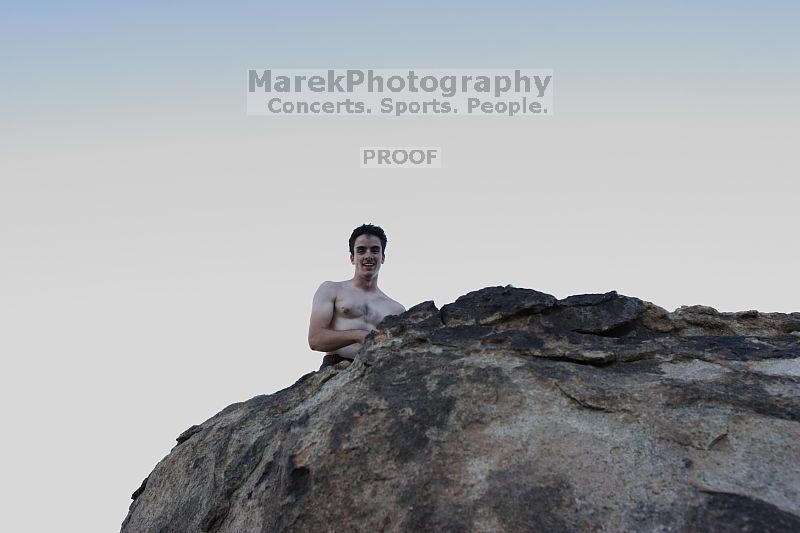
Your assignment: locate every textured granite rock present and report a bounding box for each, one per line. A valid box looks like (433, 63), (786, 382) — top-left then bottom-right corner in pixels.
(121, 287), (800, 533)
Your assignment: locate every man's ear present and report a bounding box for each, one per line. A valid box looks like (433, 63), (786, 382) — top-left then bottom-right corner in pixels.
(381, 254), (385, 264)
(350, 254), (355, 265)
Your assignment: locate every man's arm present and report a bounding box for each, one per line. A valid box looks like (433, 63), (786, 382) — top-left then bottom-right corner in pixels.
(308, 282), (369, 352)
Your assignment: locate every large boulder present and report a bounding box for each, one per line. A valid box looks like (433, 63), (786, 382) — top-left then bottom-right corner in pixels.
(122, 287), (800, 532)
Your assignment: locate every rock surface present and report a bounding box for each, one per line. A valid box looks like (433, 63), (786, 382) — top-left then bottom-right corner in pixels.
(121, 287), (800, 532)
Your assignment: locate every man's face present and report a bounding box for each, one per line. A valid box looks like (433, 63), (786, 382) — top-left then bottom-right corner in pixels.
(350, 234), (385, 276)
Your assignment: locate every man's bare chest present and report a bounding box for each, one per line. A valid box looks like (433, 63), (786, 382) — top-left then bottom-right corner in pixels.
(335, 291), (393, 325)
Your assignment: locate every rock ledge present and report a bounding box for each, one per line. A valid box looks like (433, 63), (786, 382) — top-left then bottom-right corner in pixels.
(122, 287), (800, 533)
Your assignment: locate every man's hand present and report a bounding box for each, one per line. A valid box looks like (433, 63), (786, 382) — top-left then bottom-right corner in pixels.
(309, 327), (368, 353)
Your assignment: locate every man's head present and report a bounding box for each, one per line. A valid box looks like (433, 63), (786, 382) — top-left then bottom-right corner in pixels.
(349, 224), (387, 257)
(349, 224), (387, 276)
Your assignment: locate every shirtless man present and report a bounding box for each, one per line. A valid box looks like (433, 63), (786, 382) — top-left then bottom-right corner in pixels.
(308, 224), (405, 369)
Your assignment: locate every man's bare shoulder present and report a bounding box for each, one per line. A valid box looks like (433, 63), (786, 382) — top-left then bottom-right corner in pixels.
(313, 280), (341, 300)
(316, 280), (349, 291)
(314, 279), (355, 300)
(379, 291), (406, 315)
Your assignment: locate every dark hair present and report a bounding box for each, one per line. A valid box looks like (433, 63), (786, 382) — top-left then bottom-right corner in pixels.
(349, 224), (387, 256)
